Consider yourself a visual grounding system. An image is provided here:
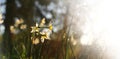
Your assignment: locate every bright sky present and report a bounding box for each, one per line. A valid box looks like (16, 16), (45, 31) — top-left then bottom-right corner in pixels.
(0, 0), (6, 13)
(0, 0), (6, 3)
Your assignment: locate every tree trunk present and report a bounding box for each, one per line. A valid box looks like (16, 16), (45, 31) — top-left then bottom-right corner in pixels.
(3, 0), (16, 58)
(18, 0), (35, 26)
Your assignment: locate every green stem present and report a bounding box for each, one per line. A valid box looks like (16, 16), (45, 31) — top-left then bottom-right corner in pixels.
(14, 47), (23, 59)
(69, 42), (76, 59)
(65, 38), (68, 59)
(38, 43), (43, 59)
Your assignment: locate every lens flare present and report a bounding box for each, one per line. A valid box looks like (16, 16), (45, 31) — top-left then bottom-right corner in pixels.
(67, 0), (120, 59)
(81, 0), (120, 59)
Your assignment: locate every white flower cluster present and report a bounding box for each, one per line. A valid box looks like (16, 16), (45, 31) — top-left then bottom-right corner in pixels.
(10, 18), (27, 34)
(31, 18), (53, 45)
(0, 14), (4, 24)
(0, 13), (5, 35)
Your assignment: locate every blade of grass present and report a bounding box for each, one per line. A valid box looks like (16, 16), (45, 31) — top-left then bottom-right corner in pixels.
(13, 47), (23, 59)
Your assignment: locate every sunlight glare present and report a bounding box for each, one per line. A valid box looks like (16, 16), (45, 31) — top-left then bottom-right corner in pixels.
(80, 0), (120, 59)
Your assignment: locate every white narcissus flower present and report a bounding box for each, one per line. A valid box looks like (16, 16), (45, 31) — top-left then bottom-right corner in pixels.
(31, 26), (39, 33)
(40, 18), (46, 26)
(41, 38), (45, 43)
(10, 26), (19, 34)
(15, 18), (24, 26)
(0, 19), (4, 24)
(40, 31), (51, 43)
(31, 18), (53, 44)
(40, 32), (47, 43)
(32, 38), (39, 45)
(36, 23), (39, 27)
(0, 14), (4, 24)
(49, 24), (53, 30)
(20, 24), (27, 30)
(10, 26), (15, 33)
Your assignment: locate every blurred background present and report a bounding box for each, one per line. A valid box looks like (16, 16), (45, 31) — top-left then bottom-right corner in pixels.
(0, 0), (120, 59)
